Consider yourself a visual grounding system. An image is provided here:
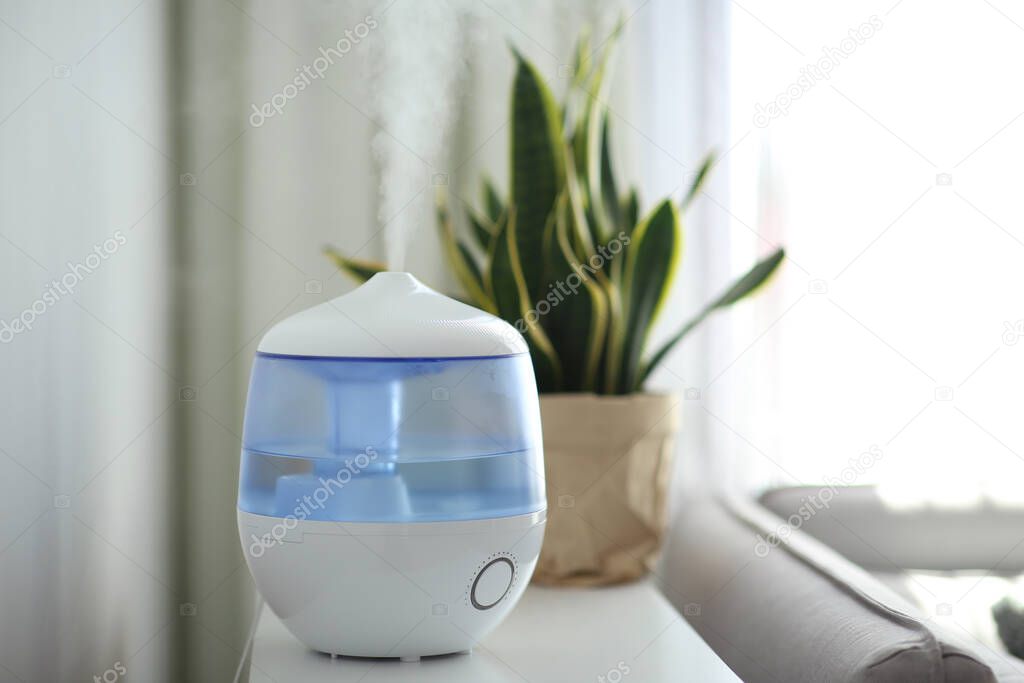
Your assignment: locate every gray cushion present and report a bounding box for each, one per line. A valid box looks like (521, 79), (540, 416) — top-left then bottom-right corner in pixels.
(657, 493), (1005, 682)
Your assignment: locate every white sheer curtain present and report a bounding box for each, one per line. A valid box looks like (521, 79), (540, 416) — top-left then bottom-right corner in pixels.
(0, 1), (257, 680)
(0, 1), (177, 679)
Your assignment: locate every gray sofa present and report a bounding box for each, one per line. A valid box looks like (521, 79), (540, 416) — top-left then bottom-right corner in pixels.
(657, 486), (1024, 682)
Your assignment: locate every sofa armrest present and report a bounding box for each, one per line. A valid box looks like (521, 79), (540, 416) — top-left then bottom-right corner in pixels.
(655, 493), (1008, 682)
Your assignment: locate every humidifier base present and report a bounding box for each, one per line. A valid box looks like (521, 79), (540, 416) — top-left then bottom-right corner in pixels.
(239, 509), (545, 659)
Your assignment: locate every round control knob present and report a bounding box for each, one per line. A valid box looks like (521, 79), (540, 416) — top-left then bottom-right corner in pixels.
(470, 557), (515, 610)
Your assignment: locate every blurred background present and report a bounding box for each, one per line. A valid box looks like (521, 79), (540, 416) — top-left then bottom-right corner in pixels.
(2, 0), (1023, 680)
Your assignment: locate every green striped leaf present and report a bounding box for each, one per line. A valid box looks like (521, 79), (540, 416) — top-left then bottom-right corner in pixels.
(600, 112), (621, 230)
(510, 50), (564, 299)
(619, 199), (682, 392)
(486, 211), (519, 324)
(541, 193), (608, 391)
(570, 27), (593, 87)
(482, 178), (504, 224)
(621, 188), (639, 236)
(437, 197), (496, 313)
(324, 249), (386, 283)
(682, 151), (715, 210)
(467, 209), (495, 253)
(637, 247), (785, 388)
(582, 105), (612, 245)
(504, 207), (563, 391)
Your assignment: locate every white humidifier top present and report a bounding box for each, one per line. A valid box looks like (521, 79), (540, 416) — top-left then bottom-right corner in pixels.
(239, 271), (544, 525)
(258, 271), (527, 358)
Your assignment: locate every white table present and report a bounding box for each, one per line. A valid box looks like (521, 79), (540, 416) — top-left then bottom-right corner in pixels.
(246, 580), (739, 682)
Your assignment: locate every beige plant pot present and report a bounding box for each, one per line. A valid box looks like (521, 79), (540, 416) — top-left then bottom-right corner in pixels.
(533, 393), (680, 586)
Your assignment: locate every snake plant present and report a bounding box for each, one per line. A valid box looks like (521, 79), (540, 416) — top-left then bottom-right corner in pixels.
(326, 27), (784, 395)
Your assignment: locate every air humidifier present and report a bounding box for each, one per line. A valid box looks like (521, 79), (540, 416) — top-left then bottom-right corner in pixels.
(237, 272), (546, 660)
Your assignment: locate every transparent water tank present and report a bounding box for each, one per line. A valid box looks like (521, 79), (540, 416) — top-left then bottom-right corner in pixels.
(237, 272), (545, 523)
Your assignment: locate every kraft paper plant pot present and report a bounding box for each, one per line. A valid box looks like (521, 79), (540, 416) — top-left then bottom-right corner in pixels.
(533, 393), (679, 586)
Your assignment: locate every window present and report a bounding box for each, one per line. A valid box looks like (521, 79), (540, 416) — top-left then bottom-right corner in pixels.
(719, 1), (1024, 503)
